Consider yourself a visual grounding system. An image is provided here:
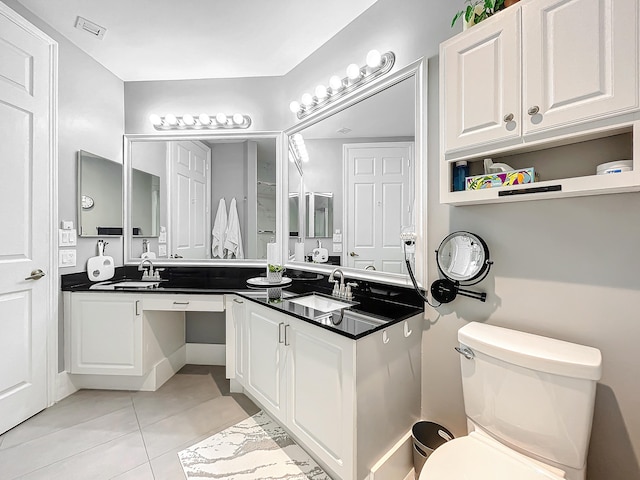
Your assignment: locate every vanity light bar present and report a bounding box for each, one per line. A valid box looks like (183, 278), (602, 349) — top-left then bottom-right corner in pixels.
(149, 113), (252, 130)
(289, 50), (395, 120)
(289, 133), (309, 163)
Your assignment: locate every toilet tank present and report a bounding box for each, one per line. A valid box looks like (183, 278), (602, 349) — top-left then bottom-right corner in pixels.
(458, 323), (602, 471)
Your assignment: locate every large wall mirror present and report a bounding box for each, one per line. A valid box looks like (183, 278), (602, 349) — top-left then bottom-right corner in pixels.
(77, 150), (123, 237)
(284, 58), (426, 286)
(124, 132), (281, 264)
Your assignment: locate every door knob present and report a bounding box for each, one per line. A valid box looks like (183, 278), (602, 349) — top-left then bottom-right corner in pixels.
(527, 106), (540, 116)
(25, 269), (46, 280)
(349, 252), (359, 257)
(503, 113), (514, 122)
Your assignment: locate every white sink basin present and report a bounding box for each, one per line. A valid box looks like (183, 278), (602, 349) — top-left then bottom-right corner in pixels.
(112, 281), (160, 289)
(288, 294), (354, 313)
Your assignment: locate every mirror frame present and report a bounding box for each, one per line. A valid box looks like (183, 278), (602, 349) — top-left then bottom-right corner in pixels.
(77, 150), (124, 238)
(282, 57), (427, 288)
(123, 130), (283, 267)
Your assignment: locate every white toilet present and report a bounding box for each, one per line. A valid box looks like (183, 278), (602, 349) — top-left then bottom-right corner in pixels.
(420, 322), (602, 480)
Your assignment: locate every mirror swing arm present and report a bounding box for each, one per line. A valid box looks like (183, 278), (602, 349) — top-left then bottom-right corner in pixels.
(430, 231), (493, 304)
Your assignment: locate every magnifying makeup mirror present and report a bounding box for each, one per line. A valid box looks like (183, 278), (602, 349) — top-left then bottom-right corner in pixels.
(430, 231), (492, 303)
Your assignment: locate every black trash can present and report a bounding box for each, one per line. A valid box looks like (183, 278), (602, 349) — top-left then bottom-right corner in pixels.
(412, 421), (453, 479)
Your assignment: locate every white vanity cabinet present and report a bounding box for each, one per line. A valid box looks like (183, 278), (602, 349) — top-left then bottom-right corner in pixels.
(237, 300), (421, 480)
(244, 300), (289, 423)
(441, 0), (639, 155)
(67, 292), (143, 375)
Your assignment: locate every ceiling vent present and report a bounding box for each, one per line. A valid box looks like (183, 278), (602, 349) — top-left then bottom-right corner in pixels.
(75, 16), (107, 39)
(337, 127), (352, 135)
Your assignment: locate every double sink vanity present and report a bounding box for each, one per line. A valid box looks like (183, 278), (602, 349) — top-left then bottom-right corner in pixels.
(61, 264), (423, 480)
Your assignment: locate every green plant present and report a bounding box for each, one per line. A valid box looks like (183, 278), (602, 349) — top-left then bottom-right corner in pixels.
(268, 264), (284, 273)
(452, 0), (505, 28)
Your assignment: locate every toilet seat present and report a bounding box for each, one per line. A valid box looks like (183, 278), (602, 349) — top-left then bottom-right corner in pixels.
(419, 432), (565, 480)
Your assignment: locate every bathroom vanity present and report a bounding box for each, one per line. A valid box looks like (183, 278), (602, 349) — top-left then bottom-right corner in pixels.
(61, 266), (423, 480)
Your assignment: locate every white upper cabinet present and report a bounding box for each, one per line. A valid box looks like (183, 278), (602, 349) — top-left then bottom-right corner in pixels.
(442, 6), (522, 153)
(441, 0), (639, 155)
(523, 0), (638, 134)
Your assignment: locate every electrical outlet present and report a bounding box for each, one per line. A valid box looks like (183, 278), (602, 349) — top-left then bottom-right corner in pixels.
(333, 243), (343, 253)
(58, 249), (76, 267)
(158, 245), (167, 257)
(61, 220), (74, 230)
(332, 233), (342, 242)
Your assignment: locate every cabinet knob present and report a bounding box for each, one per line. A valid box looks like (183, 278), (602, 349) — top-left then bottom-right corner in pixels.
(527, 106), (540, 116)
(503, 113), (514, 122)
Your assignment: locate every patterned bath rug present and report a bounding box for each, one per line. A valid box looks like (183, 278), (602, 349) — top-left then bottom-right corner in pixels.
(178, 410), (332, 479)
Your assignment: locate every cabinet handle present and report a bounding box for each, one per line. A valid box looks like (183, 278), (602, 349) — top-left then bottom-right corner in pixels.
(233, 298), (244, 304)
(527, 106), (540, 116)
(278, 322), (285, 344)
(173, 301), (190, 305)
(135, 300), (141, 316)
(503, 113), (514, 122)
(284, 324), (291, 346)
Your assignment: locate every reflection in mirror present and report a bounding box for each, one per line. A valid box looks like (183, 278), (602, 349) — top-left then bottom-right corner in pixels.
(436, 231), (491, 283)
(77, 150), (123, 237)
(305, 192), (333, 238)
(287, 73), (416, 276)
(126, 135), (277, 261)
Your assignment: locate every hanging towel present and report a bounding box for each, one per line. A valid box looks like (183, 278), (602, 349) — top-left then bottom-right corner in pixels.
(211, 198), (227, 258)
(224, 197), (244, 259)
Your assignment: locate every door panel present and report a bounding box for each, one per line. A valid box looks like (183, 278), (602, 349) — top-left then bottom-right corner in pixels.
(0, 5), (52, 435)
(345, 143), (412, 273)
(442, 7), (522, 152)
(523, 0), (639, 132)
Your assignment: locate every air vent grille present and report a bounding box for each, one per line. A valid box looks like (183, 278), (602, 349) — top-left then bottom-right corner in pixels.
(75, 16), (107, 39)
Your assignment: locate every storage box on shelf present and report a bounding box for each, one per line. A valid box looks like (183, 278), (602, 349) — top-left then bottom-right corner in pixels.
(439, 0), (640, 205)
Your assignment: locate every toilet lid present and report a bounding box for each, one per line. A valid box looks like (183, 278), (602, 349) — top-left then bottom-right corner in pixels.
(420, 432), (565, 480)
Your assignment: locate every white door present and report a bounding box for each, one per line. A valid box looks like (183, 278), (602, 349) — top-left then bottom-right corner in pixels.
(523, 0), (639, 134)
(441, 5), (522, 153)
(0, 5), (55, 434)
(169, 141), (211, 259)
(344, 143), (413, 274)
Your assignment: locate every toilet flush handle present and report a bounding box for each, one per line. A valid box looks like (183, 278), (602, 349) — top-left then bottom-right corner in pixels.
(455, 345), (475, 360)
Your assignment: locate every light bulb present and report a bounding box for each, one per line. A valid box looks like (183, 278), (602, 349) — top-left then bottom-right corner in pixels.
(232, 113), (244, 125)
(215, 113), (228, 125)
(315, 84), (328, 100)
(199, 113), (211, 125)
(293, 133), (304, 145)
(301, 93), (314, 107)
(149, 114), (162, 126)
(366, 49), (382, 68)
(346, 63), (361, 80)
(329, 75), (343, 92)
(289, 101), (301, 113)
(165, 113), (177, 126)
(182, 114), (195, 126)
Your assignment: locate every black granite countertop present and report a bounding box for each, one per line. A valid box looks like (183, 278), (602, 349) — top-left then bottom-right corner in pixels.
(61, 266), (424, 340)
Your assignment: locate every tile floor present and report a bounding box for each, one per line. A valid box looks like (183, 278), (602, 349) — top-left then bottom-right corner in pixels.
(0, 365), (260, 480)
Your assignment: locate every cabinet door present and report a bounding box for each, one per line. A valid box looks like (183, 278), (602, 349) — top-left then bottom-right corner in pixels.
(523, 0), (639, 134)
(442, 6), (522, 153)
(226, 296), (246, 382)
(286, 317), (355, 480)
(70, 294), (143, 375)
(244, 302), (287, 423)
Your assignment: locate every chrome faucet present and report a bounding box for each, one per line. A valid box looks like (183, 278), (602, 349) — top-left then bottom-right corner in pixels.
(329, 268), (345, 298)
(138, 258), (155, 280)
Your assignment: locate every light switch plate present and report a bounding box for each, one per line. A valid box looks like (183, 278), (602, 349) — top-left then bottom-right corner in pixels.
(332, 233), (342, 242)
(159, 231), (167, 244)
(58, 249), (76, 267)
(333, 243), (343, 253)
(158, 245), (167, 257)
(58, 229), (77, 246)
